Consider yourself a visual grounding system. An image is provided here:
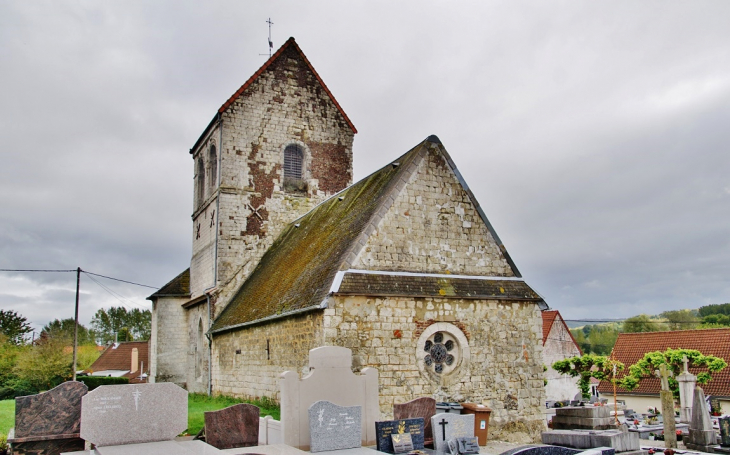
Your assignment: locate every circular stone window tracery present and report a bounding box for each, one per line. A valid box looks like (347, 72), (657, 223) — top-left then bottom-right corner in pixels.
(416, 322), (470, 379)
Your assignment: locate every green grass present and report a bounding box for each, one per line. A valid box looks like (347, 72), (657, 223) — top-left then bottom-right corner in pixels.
(186, 393), (280, 435)
(0, 400), (14, 437)
(0, 394), (280, 438)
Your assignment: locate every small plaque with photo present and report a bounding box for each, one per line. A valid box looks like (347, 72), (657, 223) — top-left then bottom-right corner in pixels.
(391, 433), (414, 453)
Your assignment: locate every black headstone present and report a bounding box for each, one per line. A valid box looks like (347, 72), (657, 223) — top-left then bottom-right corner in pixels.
(375, 418), (425, 454)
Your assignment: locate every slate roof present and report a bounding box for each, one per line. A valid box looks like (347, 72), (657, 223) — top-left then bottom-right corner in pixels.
(191, 37), (356, 154)
(597, 328), (730, 397)
(336, 272), (543, 302)
(147, 268), (190, 299)
(211, 136), (537, 334)
(541, 309), (582, 354)
(85, 341), (149, 382)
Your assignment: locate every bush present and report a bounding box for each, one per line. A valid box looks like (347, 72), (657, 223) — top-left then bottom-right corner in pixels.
(77, 376), (129, 390)
(0, 378), (37, 400)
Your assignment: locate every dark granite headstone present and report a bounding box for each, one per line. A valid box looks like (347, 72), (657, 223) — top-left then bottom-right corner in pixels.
(376, 418), (425, 453)
(392, 433), (414, 453)
(457, 436), (480, 454)
(498, 444), (583, 455)
(394, 397), (436, 446)
(204, 403), (260, 449)
(308, 400), (361, 453)
(719, 417), (730, 446)
(9, 381), (87, 455)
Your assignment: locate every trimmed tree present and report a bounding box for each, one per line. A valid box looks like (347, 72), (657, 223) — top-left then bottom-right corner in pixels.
(552, 354), (625, 400)
(619, 348), (728, 399)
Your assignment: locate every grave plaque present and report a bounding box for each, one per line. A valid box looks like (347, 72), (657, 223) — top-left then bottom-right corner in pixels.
(80, 383), (187, 447)
(204, 403), (259, 449)
(394, 397), (436, 444)
(392, 433), (414, 453)
(376, 418), (425, 453)
(457, 436), (480, 454)
(431, 412), (474, 453)
(308, 400), (362, 453)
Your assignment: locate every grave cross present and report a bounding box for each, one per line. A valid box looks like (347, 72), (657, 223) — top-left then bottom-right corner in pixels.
(438, 418), (448, 440)
(654, 364), (673, 391)
(682, 355), (689, 374)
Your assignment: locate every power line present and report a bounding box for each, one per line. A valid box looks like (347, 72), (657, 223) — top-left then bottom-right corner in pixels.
(0, 268), (158, 289)
(0, 268), (75, 272)
(83, 273), (147, 310)
(79, 270), (158, 289)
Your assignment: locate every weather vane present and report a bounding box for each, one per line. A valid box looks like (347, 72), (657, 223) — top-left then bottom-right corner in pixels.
(260, 18), (274, 58)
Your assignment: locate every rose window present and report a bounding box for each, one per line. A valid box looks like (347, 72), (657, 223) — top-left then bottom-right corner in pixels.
(423, 331), (457, 374)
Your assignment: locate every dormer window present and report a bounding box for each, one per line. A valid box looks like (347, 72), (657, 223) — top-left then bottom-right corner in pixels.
(283, 144), (307, 194)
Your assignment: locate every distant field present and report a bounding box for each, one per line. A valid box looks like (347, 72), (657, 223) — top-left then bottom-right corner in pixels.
(0, 399), (14, 436)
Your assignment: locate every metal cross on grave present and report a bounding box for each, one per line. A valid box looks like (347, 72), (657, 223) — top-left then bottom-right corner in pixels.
(438, 418), (448, 440)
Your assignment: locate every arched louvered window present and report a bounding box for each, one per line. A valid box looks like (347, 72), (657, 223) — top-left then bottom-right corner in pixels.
(196, 157), (205, 206)
(284, 144), (304, 180)
(208, 144), (217, 188)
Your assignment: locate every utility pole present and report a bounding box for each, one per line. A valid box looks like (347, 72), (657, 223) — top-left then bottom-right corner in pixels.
(72, 267), (80, 381)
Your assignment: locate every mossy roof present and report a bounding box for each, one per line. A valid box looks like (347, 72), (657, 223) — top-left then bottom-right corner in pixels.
(211, 138), (429, 333)
(147, 268), (190, 300)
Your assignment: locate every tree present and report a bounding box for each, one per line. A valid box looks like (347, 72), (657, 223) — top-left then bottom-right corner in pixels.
(0, 310), (33, 345)
(701, 314), (730, 327)
(552, 354), (625, 399)
(13, 336), (72, 391)
(90, 307), (151, 343)
(623, 314), (663, 333)
(41, 318), (95, 345)
(661, 310), (699, 331)
(620, 348), (728, 399)
(698, 303), (730, 317)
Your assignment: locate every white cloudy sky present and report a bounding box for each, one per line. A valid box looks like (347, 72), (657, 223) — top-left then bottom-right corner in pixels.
(1, 1), (728, 334)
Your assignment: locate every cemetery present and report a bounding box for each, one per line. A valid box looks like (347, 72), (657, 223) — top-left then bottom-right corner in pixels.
(3, 346), (728, 455)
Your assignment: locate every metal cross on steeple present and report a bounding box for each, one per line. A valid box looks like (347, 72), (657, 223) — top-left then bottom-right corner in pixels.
(265, 18), (274, 57)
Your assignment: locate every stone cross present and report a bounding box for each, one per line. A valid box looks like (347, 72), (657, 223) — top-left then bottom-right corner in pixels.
(682, 355), (689, 374)
(655, 364), (673, 391)
(438, 418), (448, 440)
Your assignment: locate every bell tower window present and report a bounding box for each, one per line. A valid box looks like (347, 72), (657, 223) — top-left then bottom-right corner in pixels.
(196, 157), (205, 207)
(208, 144), (217, 189)
(283, 144), (307, 194)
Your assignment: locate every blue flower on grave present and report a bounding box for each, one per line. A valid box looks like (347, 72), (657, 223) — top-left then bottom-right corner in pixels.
(423, 331), (455, 374)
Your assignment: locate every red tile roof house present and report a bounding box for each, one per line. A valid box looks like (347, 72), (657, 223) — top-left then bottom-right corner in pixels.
(84, 341), (149, 384)
(542, 310), (582, 402)
(597, 328), (730, 416)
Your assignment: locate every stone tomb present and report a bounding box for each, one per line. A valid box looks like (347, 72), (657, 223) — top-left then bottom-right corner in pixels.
(80, 383), (188, 448)
(541, 427), (638, 453)
(393, 397), (436, 447)
(204, 403), (260, 449)
(375, 418), (425, 453)
(686, 386), (717, 451)
(550, 407), (615, 431)
(307, 400), (362, 453)
(498, 445), (615, 455)
(9, 381), (87, 455)
(431, 412), (475, 453)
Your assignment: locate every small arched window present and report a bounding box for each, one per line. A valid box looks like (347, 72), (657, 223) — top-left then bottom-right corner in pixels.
(284, 144), (304, 180)
(196, 157), (205, 206)
(208, 144), (217, 188)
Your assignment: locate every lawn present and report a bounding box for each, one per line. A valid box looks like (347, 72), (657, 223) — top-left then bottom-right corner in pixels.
(0, 394), (280, 438)
(0, 400), (14, 437)
(186, 393), (280, 435)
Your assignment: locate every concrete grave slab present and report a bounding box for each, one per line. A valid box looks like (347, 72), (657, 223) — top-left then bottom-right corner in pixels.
(430, 412), (474, 453)
(80, 383), (187, 447)
(307, 400), (361, 453)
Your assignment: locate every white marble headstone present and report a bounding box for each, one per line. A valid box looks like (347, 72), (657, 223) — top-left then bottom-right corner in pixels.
(80, 383), (188, 447)
(430, 412), (474, 453)
(308, 400), (362, 453)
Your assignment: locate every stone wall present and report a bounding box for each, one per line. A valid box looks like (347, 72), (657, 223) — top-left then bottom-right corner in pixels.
(324, 295), (547, 443)
(352, 148), (513, 277)
(150, 296), (189, 386)
(543, 315), (581, 402)
(211, 311), (324, 399)
(186, 303), (210, 394)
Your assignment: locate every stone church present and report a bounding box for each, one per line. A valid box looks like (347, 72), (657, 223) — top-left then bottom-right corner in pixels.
(148, 37), (549, 441)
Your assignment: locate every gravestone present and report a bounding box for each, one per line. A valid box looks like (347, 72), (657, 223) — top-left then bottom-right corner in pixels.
(307, 400), (361, 453)
(9, 381), (87, 455)
(686, 386), (716, 452)
(431, 412), (474, 453)
(279, 346), (379, 450)
(677, 355), (696, 423)
(80, 382), (187, 447)
(391, 433), (414, 453)
(457, 436), (480, 454)
(550, 406), (615, 430)
(375, 418), (425, 453)
(204, 403), (259, 449)
(394, 397), (436, 446)
(720, 417), (730, 447)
